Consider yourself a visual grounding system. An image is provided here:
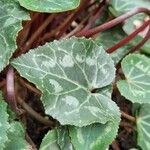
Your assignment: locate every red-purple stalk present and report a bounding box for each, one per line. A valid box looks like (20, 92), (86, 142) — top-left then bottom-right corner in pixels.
(76, 8), (150, 37)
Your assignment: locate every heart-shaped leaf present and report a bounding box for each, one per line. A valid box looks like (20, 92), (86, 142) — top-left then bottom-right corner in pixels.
(11, 37), (120, 127)
(136, 104), (150, 150)
(117, 54), (150, 104)
(0, 0), (29, 72)
(18, 0), (80, 13)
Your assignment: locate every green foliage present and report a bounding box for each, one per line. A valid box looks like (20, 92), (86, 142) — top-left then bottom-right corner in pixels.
(0, 93), (29, 150)
(4, 122), (30, 150)
(69, 121), (119, 150)
(11, 37), (120, 127)
(40, 129), (60, 150)
(109, 0), (150, 54)
(11, 37), (121, 149)
(136, 104), (150, 150)
(109, 0), (150, 16)
(40, 120), (120, 150)
(40, 87), (120, 150)
(0, 0), (150, 149)
(0, 94), (10, 149)
(95, 26), (132, 64)
(18, 0), (80, 13)
(117, 54), (150, 104)
(0, 0), (29, 72)
(57, 126), (74, 149)
(123, 14), (150, 54)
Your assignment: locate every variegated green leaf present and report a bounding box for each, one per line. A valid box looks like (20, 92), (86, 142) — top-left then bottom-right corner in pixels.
(136, 104), (150, 150)
(69, 121), (120, 150)
(0, 94), (10, 149)
(57, 127), (74, 150)
(0, 0), (29, 72)
(109, 0), (150, 16)
(69, 86), (120, 150)
(0, 93), (29, 150)
(4, 122), (30, 150)
(40, 86), (120, 150)
(18, 0), (80, 13)
(11, 37), (119, 127)
(40, 129), (60, 150)
(117, 54), (150, 104)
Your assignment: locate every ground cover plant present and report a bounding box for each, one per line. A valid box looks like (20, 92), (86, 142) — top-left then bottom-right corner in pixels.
(0, 0), (150, 149)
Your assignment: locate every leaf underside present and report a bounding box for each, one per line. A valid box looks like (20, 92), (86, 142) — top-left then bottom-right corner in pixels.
(18, 0), (80, 13)
(117, 54), (150, 104)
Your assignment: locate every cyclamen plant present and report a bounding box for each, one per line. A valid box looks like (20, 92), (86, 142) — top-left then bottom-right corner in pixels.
(0, 0), (150, 150)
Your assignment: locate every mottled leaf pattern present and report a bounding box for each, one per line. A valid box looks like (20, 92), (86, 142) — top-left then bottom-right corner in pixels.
(136, 104), (150, 150)
(0, 93), (10, 149)
(18, 0), (80, 13)
(11, 37), (119, 127)
(69, 87), (120, 150)
(109, 0), (150, 16)
(4, 122), (30, 150)
(57, 127), (74, 150)
(40, 129), (60, 150)
(117, 54), (150, 103)
(0, 93), (29, 150)
(69, 121), (120, 150)
(0, 0), (29, 72)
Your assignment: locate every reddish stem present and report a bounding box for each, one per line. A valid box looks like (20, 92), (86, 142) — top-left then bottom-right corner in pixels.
(6, 67), (19, 113)
(23, 14), (56, 52)
(76, 7), (150, 37)
(131, 25), (150, 52)
(55, 0), (90, 39)
(107, 19), (150, 53)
